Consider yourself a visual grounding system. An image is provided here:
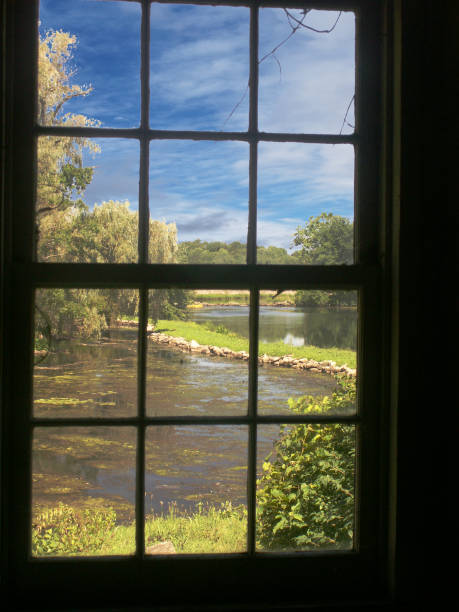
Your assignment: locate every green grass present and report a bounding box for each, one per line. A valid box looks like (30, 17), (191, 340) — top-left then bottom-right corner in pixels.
(155, 319), (356, 369)
(144, 501), (246, 554)
(33, 502), (247, 556)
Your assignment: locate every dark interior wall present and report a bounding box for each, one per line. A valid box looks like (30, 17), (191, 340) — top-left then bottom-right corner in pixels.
(395, 0), (454, 608)
(0, 0), (455, 610)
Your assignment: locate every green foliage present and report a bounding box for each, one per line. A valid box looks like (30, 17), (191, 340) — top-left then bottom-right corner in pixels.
(293, 213), (355, 306)
(32, 504), (116, 556)
(65, 200), (138, 263)
(177, 240), (296, 265)
(202, 321), (233, 335)
(32, 502), (246, 556)
(149, 288), (190, 324)
(293, 212), (354, 265)
(257, 378), (356, 551)
(35, 288), (109, 341)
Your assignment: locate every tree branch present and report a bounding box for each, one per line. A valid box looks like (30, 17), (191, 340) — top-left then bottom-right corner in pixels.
(338, 94), (355, 135)
(283, 9), (342, 35)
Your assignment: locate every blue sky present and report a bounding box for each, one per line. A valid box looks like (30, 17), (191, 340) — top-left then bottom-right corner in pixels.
(40, 0), (355, 250)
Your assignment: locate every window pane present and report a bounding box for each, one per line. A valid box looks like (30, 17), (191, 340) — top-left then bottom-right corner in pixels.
(36, 137), (139, 263)
(150, 3), (249, 131)
(256, 424), (355, 551)
(38, 0), (140, 128)
(259, 9), (355, 134)
(32, 426), (136, 557)
(145, 425), (247, 554)
(146, 290), (249, 417)
(149, 141), (249, 263)
(257, 290), (357, 415)
(257, 143), (354, 264)
(34, 289), (138, 418)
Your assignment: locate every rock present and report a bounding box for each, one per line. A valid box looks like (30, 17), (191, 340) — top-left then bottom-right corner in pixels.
(145, 540), (176, 555)
(189, 339), (200, 349)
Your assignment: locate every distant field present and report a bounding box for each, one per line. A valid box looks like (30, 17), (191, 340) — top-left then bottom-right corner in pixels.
(192, 290), (295, 305)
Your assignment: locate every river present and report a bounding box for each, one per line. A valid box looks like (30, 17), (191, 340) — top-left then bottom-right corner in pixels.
(32, 306), (356, 525)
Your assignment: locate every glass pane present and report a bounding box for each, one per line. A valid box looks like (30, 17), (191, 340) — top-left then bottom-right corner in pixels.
(149, 141), (249, 263)
(258, 290), (357, 415)
(38, 0), (140, 128)
(32, 427), (136, 557)
(146, 290), (249, 417)
(36, 137), (139, 263)
(145, 426), (247, 554)
(34, 289), (138, 418)
(259, 9), (355, 134)
(257, 143), (354, 264)
(256, 424), (355, 551)
(150, 3), (249, 131)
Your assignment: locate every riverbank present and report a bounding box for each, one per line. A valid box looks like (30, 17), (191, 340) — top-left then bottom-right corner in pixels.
(118, 318), (356, 376)
(32, 502), (246, 556)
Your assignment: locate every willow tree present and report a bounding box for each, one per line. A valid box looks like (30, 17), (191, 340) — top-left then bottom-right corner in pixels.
(64, 200), (179, 328)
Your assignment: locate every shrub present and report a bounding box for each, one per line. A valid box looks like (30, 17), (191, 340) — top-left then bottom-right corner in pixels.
(257, 378), (356, 551)
(32, 504), (116, 556)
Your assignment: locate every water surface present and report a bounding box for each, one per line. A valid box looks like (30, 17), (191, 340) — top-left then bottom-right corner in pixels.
(33, 324), (339, 520)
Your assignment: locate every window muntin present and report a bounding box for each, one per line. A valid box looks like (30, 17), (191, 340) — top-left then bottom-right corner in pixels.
(32, 0), (362, 556)
(6, 0), (385, 601)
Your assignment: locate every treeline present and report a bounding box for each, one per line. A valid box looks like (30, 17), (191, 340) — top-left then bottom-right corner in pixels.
(177, 240), (299, 265)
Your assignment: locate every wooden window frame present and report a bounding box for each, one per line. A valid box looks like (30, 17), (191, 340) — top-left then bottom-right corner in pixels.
(1, 0), (398, 609)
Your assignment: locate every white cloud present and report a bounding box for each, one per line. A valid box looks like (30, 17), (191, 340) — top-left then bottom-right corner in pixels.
(258, 9), (355, 133)
(42, 2), (357, 249)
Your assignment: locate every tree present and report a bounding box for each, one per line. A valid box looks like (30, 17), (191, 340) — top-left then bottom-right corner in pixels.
(34, 30), (183, 341)
(177, 240), (295, 265)
(257, 378), (355, 551)
(293, 212), (353, 265)
(66, 200), (138, 264)
(293, 213), (356, 307)
(36, 29), (100, 260)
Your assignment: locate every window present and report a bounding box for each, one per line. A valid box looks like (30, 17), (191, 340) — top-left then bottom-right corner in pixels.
(2, 0), (392, 608)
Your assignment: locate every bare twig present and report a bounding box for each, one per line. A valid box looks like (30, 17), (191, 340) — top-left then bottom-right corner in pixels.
(339, 94), (355, 135)
(283, 9), (342, 35)
(258, 12), (307, 64)
(221, 10), (343, 130)
(221, 11), (308, 129)
(220, 83), (249, 130)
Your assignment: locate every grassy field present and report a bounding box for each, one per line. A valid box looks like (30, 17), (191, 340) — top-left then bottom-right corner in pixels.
(154, 319), (356, 369)
(191, 291), (295, 305)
